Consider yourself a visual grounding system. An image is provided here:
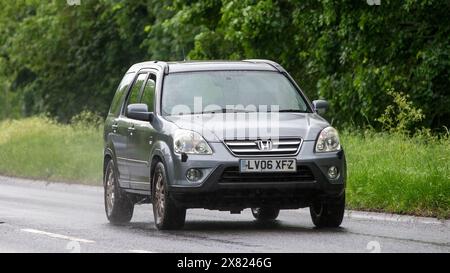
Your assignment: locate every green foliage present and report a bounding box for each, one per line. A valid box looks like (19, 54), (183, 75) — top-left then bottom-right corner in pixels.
(0, 80), (22, 120)
(70, 110), (104, 129)
(377, 89), (424, 134)
(0, 1), (448, 130)
(0, 0), (151, 121)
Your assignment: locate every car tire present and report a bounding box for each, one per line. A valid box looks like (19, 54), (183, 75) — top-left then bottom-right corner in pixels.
(309, 195), (345, 228)
(251, 207), (280, 221)
(152, 161), (186, 230)
(104, 159), (134, 224)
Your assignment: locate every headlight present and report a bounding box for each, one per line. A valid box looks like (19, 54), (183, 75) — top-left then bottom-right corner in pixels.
(315, 127), (341, 152)
(173, 129), (213, 154)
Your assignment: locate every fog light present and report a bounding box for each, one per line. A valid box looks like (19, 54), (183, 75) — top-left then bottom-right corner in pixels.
(186, 168), (203, 182)
(328, 166), (339, 179)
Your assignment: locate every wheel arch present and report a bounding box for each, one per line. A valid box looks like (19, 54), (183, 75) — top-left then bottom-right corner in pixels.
(103, 148), (115, 185)
(149, 153), (168, 194)
(149, 140), (176, 192)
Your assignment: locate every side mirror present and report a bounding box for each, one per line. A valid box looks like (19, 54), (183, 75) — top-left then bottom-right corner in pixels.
(127, 103), (154, 122)
(312, 100), (329, 114)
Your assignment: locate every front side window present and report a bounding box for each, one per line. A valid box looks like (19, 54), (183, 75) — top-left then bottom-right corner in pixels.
(125, 73), (147, 114)
(161, 71), (309, 115)
(141, 74), (156, 112)
(109, 73), (134, 116)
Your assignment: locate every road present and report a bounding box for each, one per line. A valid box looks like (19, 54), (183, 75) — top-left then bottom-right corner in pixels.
(0, 175), (448, 253)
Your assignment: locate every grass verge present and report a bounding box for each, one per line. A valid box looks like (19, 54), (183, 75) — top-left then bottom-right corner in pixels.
(0, 117), (448, 218)
(343, 131), (449, 218)
(0, 117), (102, 184)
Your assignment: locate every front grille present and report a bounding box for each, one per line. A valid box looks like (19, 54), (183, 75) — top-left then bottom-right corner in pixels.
(224, 138), (302, 156)
(219, 165), (315, 183)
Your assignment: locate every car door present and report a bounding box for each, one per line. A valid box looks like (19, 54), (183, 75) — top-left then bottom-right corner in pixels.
(128, 72), (157, 190)
(119, 72), (148, 188)
(107, 73), (135, 187)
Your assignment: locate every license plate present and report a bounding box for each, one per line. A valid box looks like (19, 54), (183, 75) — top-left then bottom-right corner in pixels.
(239, 159), (297, 173)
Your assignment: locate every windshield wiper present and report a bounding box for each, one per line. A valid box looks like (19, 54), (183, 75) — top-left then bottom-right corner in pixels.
(190, 109), (253, 114)
(186, 109), (306, 114)
(224, 109), (254, 113)
(277, 109), (308, 113)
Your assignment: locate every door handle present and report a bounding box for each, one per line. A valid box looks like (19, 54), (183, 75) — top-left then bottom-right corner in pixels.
(128, 126), (136, 135)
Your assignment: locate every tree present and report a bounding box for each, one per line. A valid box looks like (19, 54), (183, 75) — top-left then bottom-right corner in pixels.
(0, 0), (448, 130)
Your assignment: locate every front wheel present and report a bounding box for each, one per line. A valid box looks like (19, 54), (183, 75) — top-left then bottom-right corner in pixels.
(152, 161), (186, 230)
(309, 196), (345, 228)
(251, 207), (280, 221)
(104, 159), (134, 224)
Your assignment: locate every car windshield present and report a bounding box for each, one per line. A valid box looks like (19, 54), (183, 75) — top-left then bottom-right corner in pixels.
(161, 71), (310, 115)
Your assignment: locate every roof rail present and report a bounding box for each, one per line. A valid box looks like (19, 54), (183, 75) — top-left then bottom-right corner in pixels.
(242, 59), (284, 72)
(153, 61), (169, 74)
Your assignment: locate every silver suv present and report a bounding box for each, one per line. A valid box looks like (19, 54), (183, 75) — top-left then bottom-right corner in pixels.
(103, 60), (346, 230)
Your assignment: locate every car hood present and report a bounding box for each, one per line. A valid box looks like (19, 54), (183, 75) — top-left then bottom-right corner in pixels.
(165, 113), (329, 142)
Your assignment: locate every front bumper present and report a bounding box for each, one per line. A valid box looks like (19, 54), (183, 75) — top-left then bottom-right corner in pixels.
(167, 141), (346, 209)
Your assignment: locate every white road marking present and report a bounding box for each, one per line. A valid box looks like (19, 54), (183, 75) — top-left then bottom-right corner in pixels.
(129, 249), (155, 253)
(21, 228), (95, 243)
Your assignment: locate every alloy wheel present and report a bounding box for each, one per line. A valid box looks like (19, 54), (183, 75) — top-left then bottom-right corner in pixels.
(154, 172), (165, 224)
(105, 164), (115, 216)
